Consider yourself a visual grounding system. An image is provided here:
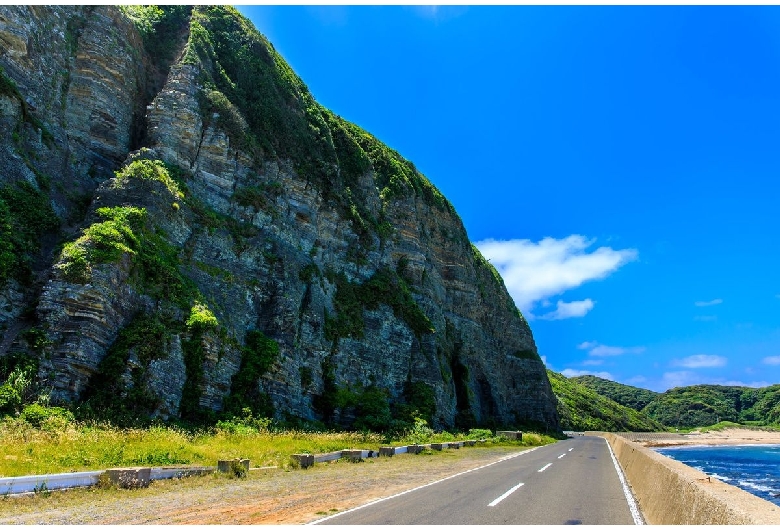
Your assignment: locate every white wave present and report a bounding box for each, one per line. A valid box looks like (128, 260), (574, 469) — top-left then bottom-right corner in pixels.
(709, 473), (731, 482)
(738, 480), (774, 492)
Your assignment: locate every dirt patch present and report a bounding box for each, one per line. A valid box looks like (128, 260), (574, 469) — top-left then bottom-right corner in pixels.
(0, 447), (526, 524)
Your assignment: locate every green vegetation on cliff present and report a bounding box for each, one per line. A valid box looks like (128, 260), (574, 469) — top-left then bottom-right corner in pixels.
(221, 330), (278, 419)
(324, 266), (434, 342)
(570, 375), (658, 411)
(0, 182), (59, 286)
(177, 5), (454, 224)
(547, 370), (664, 432)
(79, 313), (173, 423)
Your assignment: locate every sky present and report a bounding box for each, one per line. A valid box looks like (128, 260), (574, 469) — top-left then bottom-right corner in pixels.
(237, 5), (780, 392)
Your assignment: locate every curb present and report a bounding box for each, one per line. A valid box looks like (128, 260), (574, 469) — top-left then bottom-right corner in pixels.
(291, 440), (482, 468)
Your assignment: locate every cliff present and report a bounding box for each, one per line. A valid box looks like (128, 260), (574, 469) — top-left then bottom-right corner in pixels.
(0, 6), (559, 430)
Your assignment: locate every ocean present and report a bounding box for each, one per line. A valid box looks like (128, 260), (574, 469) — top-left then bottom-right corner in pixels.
(655, 444), (780, 506)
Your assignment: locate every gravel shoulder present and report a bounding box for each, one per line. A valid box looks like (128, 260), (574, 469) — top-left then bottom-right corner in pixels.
(0, 446), (531, 524)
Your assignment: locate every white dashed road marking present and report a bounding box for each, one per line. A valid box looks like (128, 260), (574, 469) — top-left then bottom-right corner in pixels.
(558, 454), (566, 459)
(309, 447), (541, 524)
(488, 482), (524, 507)
(538, 463), (552, 473)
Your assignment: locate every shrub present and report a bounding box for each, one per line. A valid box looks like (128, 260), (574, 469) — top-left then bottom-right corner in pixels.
(0, 383), (21, 417)
(19, 403), (74, 428)
(221, 330), (278, 419)
(57, 206), (146, 283)
(113, 159), (184, 200)
(185, 302), (219, 331)
(467, 428), (494, 439)
(353, 386), (393, 433)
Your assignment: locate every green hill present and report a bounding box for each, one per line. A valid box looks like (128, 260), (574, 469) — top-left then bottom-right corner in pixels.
(547, 371), (665, 432)
(571, 375), (658, 411)
(643, 384), (780, 428)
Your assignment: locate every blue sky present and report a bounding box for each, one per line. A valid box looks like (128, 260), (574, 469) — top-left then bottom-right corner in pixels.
(237, 5), (780, 392)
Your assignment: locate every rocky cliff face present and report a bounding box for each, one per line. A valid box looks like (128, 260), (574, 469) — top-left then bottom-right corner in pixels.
(0, 6), (559, 430)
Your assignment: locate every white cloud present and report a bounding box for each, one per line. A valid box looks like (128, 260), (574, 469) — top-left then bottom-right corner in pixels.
(695, 298), (723, 307)
(722, 380), (771, 388)
(625, 375), (647, 385)
(661, 371), (697, 389)
(561, 369), (614, 380)
(694, 315), (717, 322)
(582, 359), (604, 366)
(475, 235), (637, 317)
(660, 371), (768, 391)
(538, 299), (594, 320)
(672, 354), (727, 368)
(762, 356), (780, 366)
(578, 341), (646, 357)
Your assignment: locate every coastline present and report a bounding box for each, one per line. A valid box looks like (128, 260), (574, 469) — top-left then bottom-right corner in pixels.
(635, 428), (780, 448)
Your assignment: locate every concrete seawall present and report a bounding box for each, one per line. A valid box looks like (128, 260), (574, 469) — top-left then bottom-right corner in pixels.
(602, 433), (780, 524)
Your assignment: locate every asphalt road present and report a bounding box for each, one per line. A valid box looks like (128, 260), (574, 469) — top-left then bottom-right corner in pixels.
(312, 436), (642, 525)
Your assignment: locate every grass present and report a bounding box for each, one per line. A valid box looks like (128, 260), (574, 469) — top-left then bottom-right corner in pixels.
(0, 418), (556, 477)
(1, 446), (541, 524)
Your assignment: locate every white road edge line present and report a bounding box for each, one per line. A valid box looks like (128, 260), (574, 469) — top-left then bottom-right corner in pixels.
(537, 463), (552, 473)
(605, 439), (645, 525)
(307, 446), (541, 524)
(488, 482), (524, 507)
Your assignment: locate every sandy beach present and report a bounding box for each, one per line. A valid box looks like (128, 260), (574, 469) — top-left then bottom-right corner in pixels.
(622, 428), (780, 447)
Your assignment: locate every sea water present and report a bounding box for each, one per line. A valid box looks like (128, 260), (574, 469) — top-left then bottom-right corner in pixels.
(655, 444), (780, 506)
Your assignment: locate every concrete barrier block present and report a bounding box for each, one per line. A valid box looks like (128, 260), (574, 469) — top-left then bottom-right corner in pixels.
(407, 444), (425, 454)
(217, 459), (250, 474)
(379, 446), (396, 457)
(150, 466), (214, 480)
(342, 450), (364, 461)
(463, 440), (476, 447)
(291, 454), (314, 469)
(314, 451), (343, 463)
(448, 442), (462, 449)
(105, 467), (151, 489)
(430, 443), (444, 451)
(496, 430), (523, 440)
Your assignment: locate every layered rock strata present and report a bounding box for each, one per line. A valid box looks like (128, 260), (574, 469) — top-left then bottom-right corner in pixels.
(0, 5), (559, 430)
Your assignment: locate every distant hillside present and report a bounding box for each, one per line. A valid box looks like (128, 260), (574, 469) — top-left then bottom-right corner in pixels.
(547, 371), (665, 432)
(571, 375), (658, 411)
(643, 384), (780, 428)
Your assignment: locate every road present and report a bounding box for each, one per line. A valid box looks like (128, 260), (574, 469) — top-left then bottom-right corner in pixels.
(312, 436), (643, 525)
